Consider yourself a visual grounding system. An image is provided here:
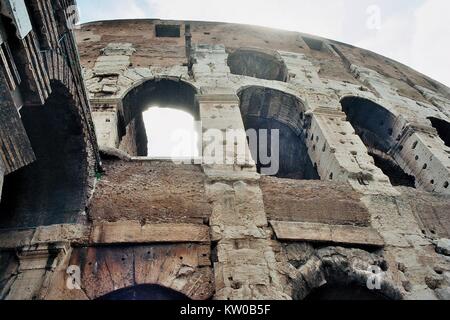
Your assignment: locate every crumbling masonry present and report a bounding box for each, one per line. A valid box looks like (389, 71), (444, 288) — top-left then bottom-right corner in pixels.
(1, 1), (450, 300)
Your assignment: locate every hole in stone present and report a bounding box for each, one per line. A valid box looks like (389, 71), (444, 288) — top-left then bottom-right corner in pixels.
(302, 37), (325, 51)
(155, 24), (181, 37)
(435, 268), (443, 275)
(444, 182), (449, 189)
(231, 282), (242, 290)
(412, 141), (418, 149)
(428, 117), (450, 147)
(227, 48), (288, 82)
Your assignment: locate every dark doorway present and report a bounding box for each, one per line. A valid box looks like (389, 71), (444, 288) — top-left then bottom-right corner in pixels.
(98, 284), (190, 301)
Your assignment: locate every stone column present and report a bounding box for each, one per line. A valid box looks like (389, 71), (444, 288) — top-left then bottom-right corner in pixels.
(394, 124), (450, 195)
(198, 94), (289, 300)
(307, 107), (398, 195)
(5, 243), (69, 300)
(91, 103), (120, 150)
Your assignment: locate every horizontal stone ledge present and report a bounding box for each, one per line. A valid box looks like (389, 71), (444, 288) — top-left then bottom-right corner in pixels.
(0, 224), (90, 250)
(90, 221), (211, 244)
(196, 94), (240, 104)
(270, 221), (384, 247)
(0, 222), (210, 249)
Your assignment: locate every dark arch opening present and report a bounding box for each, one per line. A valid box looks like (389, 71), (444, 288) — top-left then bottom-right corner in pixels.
(228, 48), (288, 82)
(119, 79), (199, 157)
(428, 117), (450, 147)
(0, 81), (89, 228)
(341, 97), (416, 188)
(239, 87), (319, 179)
(304, 283), (389, 301)
(97, 284), (190, 301)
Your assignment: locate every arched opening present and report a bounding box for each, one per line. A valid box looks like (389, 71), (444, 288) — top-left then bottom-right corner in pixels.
(119, 79), (200, 158)
(97, 284), (190, 301)
(428, 117), (450, 147)
(228, 48), (288, 82)
(341, 97), (415, 188)
(239, 86), (319, 179)
(0, 82), (89, 228)
(304, 283), (389, 301)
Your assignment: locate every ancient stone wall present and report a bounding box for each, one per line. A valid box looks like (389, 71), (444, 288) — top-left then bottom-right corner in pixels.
(1, 15), (450, 300)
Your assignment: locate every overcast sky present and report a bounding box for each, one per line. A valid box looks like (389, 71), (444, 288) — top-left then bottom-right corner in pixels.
(77, 0), (450, 88)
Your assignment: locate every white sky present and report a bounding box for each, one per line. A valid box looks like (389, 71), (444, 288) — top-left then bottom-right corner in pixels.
(143, 107), (199, 158)
(77, 0), (450, 88)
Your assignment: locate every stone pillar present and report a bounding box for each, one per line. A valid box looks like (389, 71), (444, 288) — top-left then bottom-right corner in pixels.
(5, 243), (69, 300)
(198, 94), (289, 300)
(394, 124), (450, 195)
(307, 107), (398, 195)
(91, 104), (120, 150)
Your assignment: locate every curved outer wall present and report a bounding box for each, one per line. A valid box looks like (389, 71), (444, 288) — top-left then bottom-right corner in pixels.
(0, 16), (450, 301)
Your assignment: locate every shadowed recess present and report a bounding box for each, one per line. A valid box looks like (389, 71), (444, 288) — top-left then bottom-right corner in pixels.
(428, 117), (450, 147)
(239, 86), (319, 179)
(341, 96), (416, 188)
(97, 284), (191, 301)
(0, 82), (89, 228)
(228, 48), (288, 82)
(304, 283), (389, 301)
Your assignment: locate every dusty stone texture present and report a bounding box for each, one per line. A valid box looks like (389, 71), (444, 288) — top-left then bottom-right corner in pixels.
(260, 177), (371, 226)
(90, 221), (210, 244)
(270, 221), (384, 246)
(89, 160), (212, 224)
(362, 192), (450, 300)
(393, 187), (450, 239)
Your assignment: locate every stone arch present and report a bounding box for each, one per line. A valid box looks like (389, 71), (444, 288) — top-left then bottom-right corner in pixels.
(238, 86), (319, 179)
(63, 245), (214, 301)
(340, 96), (416, 188)
(0, 81), (91, 228)
(428, 117), (450, 147)
(97, 284), (191, 300)
(290, 247), (403, 301)
(228, 48), (288, 82)
(118, 78), (199, 156)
